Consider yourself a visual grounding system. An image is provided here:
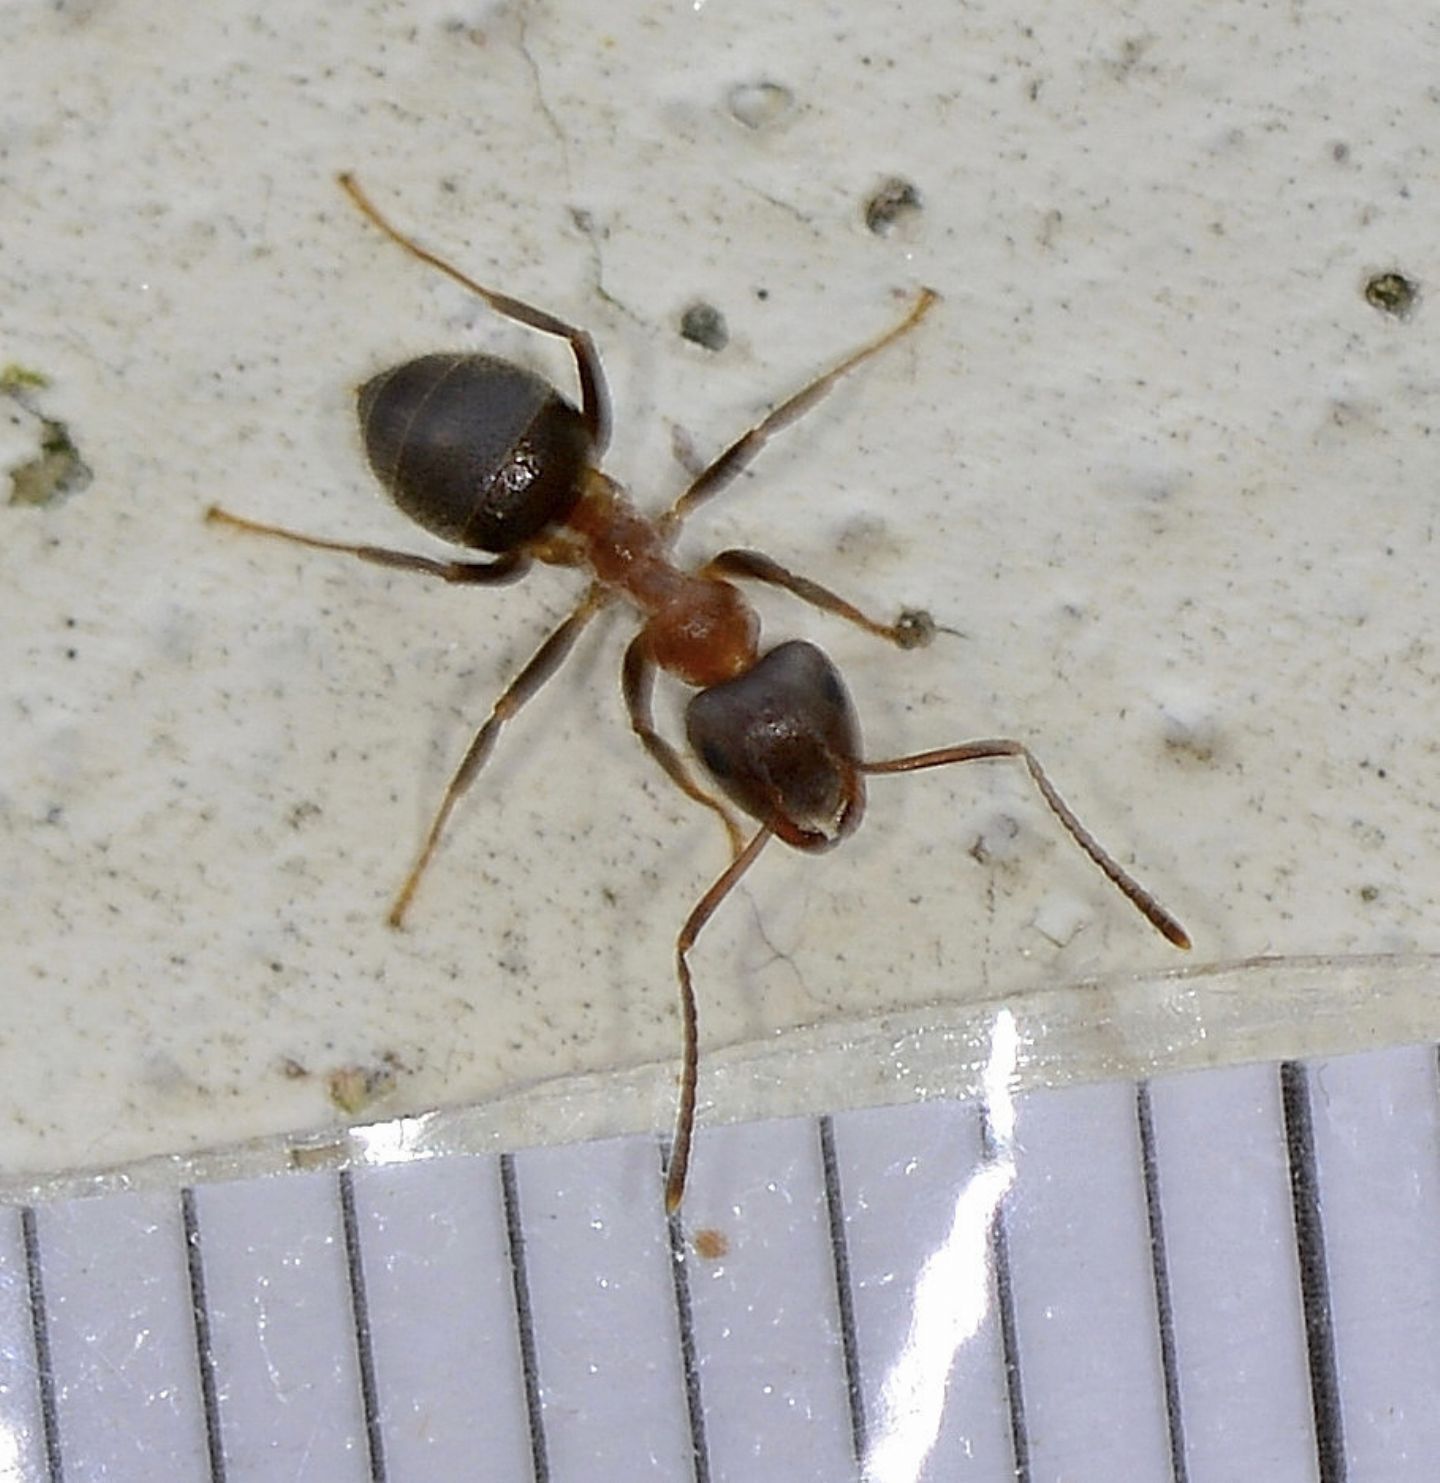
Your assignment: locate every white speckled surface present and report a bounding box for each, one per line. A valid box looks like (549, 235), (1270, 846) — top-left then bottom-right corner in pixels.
(2, 0), (1437, 1181)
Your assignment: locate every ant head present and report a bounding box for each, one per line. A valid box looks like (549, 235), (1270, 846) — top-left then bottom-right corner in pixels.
(686, 640), (867, 850)
(358, 353), (593, 553)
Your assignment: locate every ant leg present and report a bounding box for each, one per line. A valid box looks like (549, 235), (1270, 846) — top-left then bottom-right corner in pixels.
(667, 826), (772, 1212)
(388, 586), (611, 927)
(622, 638), (748, 858)
(663, 287), (938, 531)
(862, 741), (1192, 949)
(206, 506), (528, 585)
(338, 173), (612, 452)
(702, 549), (934, 650)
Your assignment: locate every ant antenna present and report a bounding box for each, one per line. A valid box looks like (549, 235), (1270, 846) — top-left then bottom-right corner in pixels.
(861, 742), (1191, 948)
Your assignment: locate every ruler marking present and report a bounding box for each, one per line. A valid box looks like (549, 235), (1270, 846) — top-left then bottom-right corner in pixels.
(338, 1170), (389, 1483)
(818, 1115), (867, 1473)
(662, 1144), (712, 1483)
(1135, 1082), (1190, 1483)
(181, 1188), (228, 1483)
(20, 1206), (64, 1483)
(980, 1107), (1030, 1483)
(500, 1153), (550, 1483)
(1280, 1061), (1347, 1483)
(19, 1051), (1432, 1475)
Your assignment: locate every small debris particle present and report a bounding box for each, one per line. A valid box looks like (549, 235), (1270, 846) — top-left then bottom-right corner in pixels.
(327, 1059), (398, 1115)
(864, 177), (922, 236)
(894, 608), (936, 650)
(679, 301), (729, 352)
(969, 813), (1021, 866)
(727, 80), (793, 130)
(3, 370), (92, 507)
(1364, 271), (1418, 318)
(693, 1227), (730, 1260)
(0, 365), (51, 393)
(290, 1140), (346, 1171)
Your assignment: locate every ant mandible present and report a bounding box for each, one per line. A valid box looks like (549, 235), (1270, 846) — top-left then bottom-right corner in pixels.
(209, 174), (1191, 1212)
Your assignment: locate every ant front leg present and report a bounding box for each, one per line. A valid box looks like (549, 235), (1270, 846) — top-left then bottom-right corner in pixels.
(622, 636), (748, 859)
(388, 585), (612, 927)
(701, 549), (935, 650)
(205, 506), (529, 585)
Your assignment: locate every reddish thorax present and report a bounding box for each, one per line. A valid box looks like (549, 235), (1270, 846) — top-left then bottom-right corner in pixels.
(556, 471), (761, 688)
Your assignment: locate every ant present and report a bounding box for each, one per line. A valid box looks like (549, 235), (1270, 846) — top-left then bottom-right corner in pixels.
(209, 174), (1191, 1212)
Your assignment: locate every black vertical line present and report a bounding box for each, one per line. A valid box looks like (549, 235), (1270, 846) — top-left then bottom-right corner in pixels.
(20, 1206), (63, 1483)
(819, 1115), (868, 1474)
(500, 1153), (550, 1483)
(1135, 1082), (1190, 1483)
(338, 1169), (388, 1483)
(979, 1107), (1030, 1483)
(1280, 1060), (1347, 1483)
(660, 1142), (712, 1483)
(181, 1188), (228, 1483)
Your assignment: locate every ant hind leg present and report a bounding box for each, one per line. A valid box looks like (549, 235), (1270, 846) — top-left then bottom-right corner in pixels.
(663, 287), (938, 532)
(338, 173), (612, 451)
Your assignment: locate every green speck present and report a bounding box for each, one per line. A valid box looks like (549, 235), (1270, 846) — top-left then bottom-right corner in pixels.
(0, 364), (51, 393)
(1365, 272), (1419, 318)
(9, 417), (93, 507)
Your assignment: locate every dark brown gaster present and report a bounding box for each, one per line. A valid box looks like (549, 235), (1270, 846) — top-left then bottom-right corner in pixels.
(208, 174), (1190, 1213)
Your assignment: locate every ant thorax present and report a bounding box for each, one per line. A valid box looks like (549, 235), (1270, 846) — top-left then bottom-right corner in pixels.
(563, 472), (761, 688)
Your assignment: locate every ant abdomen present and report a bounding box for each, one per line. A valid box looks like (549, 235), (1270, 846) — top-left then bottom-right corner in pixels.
(358, 353), (592, 552)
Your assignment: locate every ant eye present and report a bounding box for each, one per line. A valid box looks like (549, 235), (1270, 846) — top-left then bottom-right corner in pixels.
(699, 739), (732, 779)
(822, 669), (845, 709)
